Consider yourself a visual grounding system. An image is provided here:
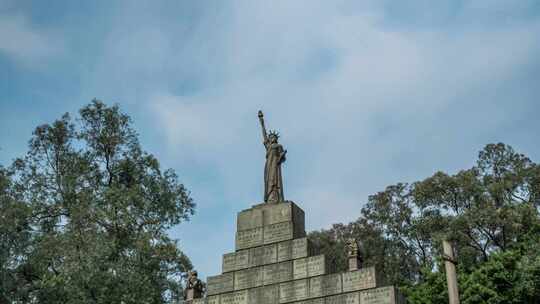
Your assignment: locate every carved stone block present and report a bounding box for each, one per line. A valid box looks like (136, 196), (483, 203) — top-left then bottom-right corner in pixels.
(309, 275), (324, 298)
(344, 292), (360, 304)
(236, 227), (264, 250)
(240, 202), (305, 230)
(310, 298), (325, 304)
(235, 250), (250, 270)
(264, 221), (294, 244)
(277, 240), (292, 262)
(342, 267), (377, 292)
(250, 244), (277, 267)
(277, 237), (310, 262)
(237, 208), (263, 231)
(359, 286), (397, 304)
(326, 294), (346, 304)
(325, 293), (360, 304)
(293, 257), (308, 280)
(234, 267), (263, 290)
(221, 290), (248, 304)
(296, 298), (325, 304)
(261, 285), (279, 304)
(294, 279), (309, 302)
(278, 279), (309, 303)
(207, 295), (220, 304)
(223, 253), (236, 273)
(307, 255), (326, 277)
(279, 281), (295, 303)
(263, 262), (293, 285)
(207, 273), (234, 296)
(292, 238), (310, 259)
(323, 273), (343, 296)
(277, 260), (294, 282)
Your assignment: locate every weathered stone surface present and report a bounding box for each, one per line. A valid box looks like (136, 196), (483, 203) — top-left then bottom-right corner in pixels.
(236, 227), (264, 250)
(359, 286), (397, 304)
(263, 203), (296, 225)
(279, 281), (295, 303)
(293, 255), (326, 280)
(191, 299), (205, 304)
(293, 257), (308, 280)
(325, 293), (360, 304)
(292, 238), (309, 259)
(310, 298), (325, 304)
(238, 202), (305, 230)
(279, 279), (309, 303)
(323, 273), (343, 296)
(263, 263), (280, 285)
(307, 255), (326, 277)
(207, 295), (220, 304)
(344, 292), (360, 304)
(237, 208), (263, 231)
(263, 261), (293, 285)
(207, 273), (234, 296)
(308, 276), (324, 298)
(264, 221), (294, 244)
(342, 267), (377, 292)
(236, 202), (305, 249)
(234, 267), (263, 290)
(206, 197), (407, 304)
(256, 285), (279, 304)
(278, 261), (294, 282)
(277, 240), (292, 262)
(236, 250), (250, 270)
(277, 237), (309, 262)
(295, 298), (325, 304)
(250, 244), (277, 267)
(294, 279), (309, 302)
(250, 202), (305, 224)
(223, 253), (236, 273)
(221, 290), (248, 304)
(325, 294), (346, 304)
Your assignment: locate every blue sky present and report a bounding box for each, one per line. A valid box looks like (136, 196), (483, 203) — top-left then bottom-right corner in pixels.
(1, 0), (540, 279)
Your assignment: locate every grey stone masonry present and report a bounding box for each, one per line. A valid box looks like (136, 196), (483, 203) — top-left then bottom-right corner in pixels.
(196, 201), (407, 304)
(235, 202), (306, 250)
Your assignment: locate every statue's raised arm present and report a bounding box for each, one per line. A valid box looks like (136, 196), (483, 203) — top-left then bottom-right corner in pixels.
(258, 110), (268, 147)
(257, 110), (286, 203)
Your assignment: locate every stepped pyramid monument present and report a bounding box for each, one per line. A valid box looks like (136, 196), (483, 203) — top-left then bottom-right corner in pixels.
(183, 111), (406, 304)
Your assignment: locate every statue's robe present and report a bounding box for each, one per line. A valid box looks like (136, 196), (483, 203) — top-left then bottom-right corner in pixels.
(264, 141), (285, 203)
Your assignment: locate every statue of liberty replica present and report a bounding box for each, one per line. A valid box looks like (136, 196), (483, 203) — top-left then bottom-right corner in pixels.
(258, 111), (287, 203)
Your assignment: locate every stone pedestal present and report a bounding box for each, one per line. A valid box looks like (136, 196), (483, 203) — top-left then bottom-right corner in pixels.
(200, 201), (407, 304)
(348, 256), (363, 272)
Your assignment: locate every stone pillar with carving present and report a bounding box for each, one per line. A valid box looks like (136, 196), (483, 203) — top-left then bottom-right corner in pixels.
(347, 238), (364, 271)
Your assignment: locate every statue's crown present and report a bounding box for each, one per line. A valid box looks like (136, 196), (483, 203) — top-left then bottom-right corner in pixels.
(269, 130), (280, 138)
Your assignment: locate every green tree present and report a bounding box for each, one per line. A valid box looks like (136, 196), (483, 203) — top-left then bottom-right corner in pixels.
(1, 100), (195, 304)
(0, 166), (34, 303)
(308, 143), (540, 302)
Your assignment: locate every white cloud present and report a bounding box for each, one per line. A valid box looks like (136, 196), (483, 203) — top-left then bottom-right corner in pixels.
(146, 1), (540, 230)
(53, 0), (539, 278)
(0, 14), (63, 67)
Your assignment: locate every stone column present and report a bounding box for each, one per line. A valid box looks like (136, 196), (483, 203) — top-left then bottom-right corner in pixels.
(348, 254), (362, 271)
(443, 240), (460, 304)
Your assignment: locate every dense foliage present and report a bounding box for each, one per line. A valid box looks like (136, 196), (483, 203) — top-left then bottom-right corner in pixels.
(1, 100), (195, 304)
(308, 143), (540, 303)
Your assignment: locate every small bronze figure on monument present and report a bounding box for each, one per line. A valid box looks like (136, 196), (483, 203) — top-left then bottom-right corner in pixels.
(183, 270), (205, 302)
(346, 238), (364, 271)
(258, 110), (287, 203)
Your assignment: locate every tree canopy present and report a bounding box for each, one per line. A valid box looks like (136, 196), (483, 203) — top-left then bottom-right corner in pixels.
(1, 100), (195, 304)
(308, 143), (540, 303)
